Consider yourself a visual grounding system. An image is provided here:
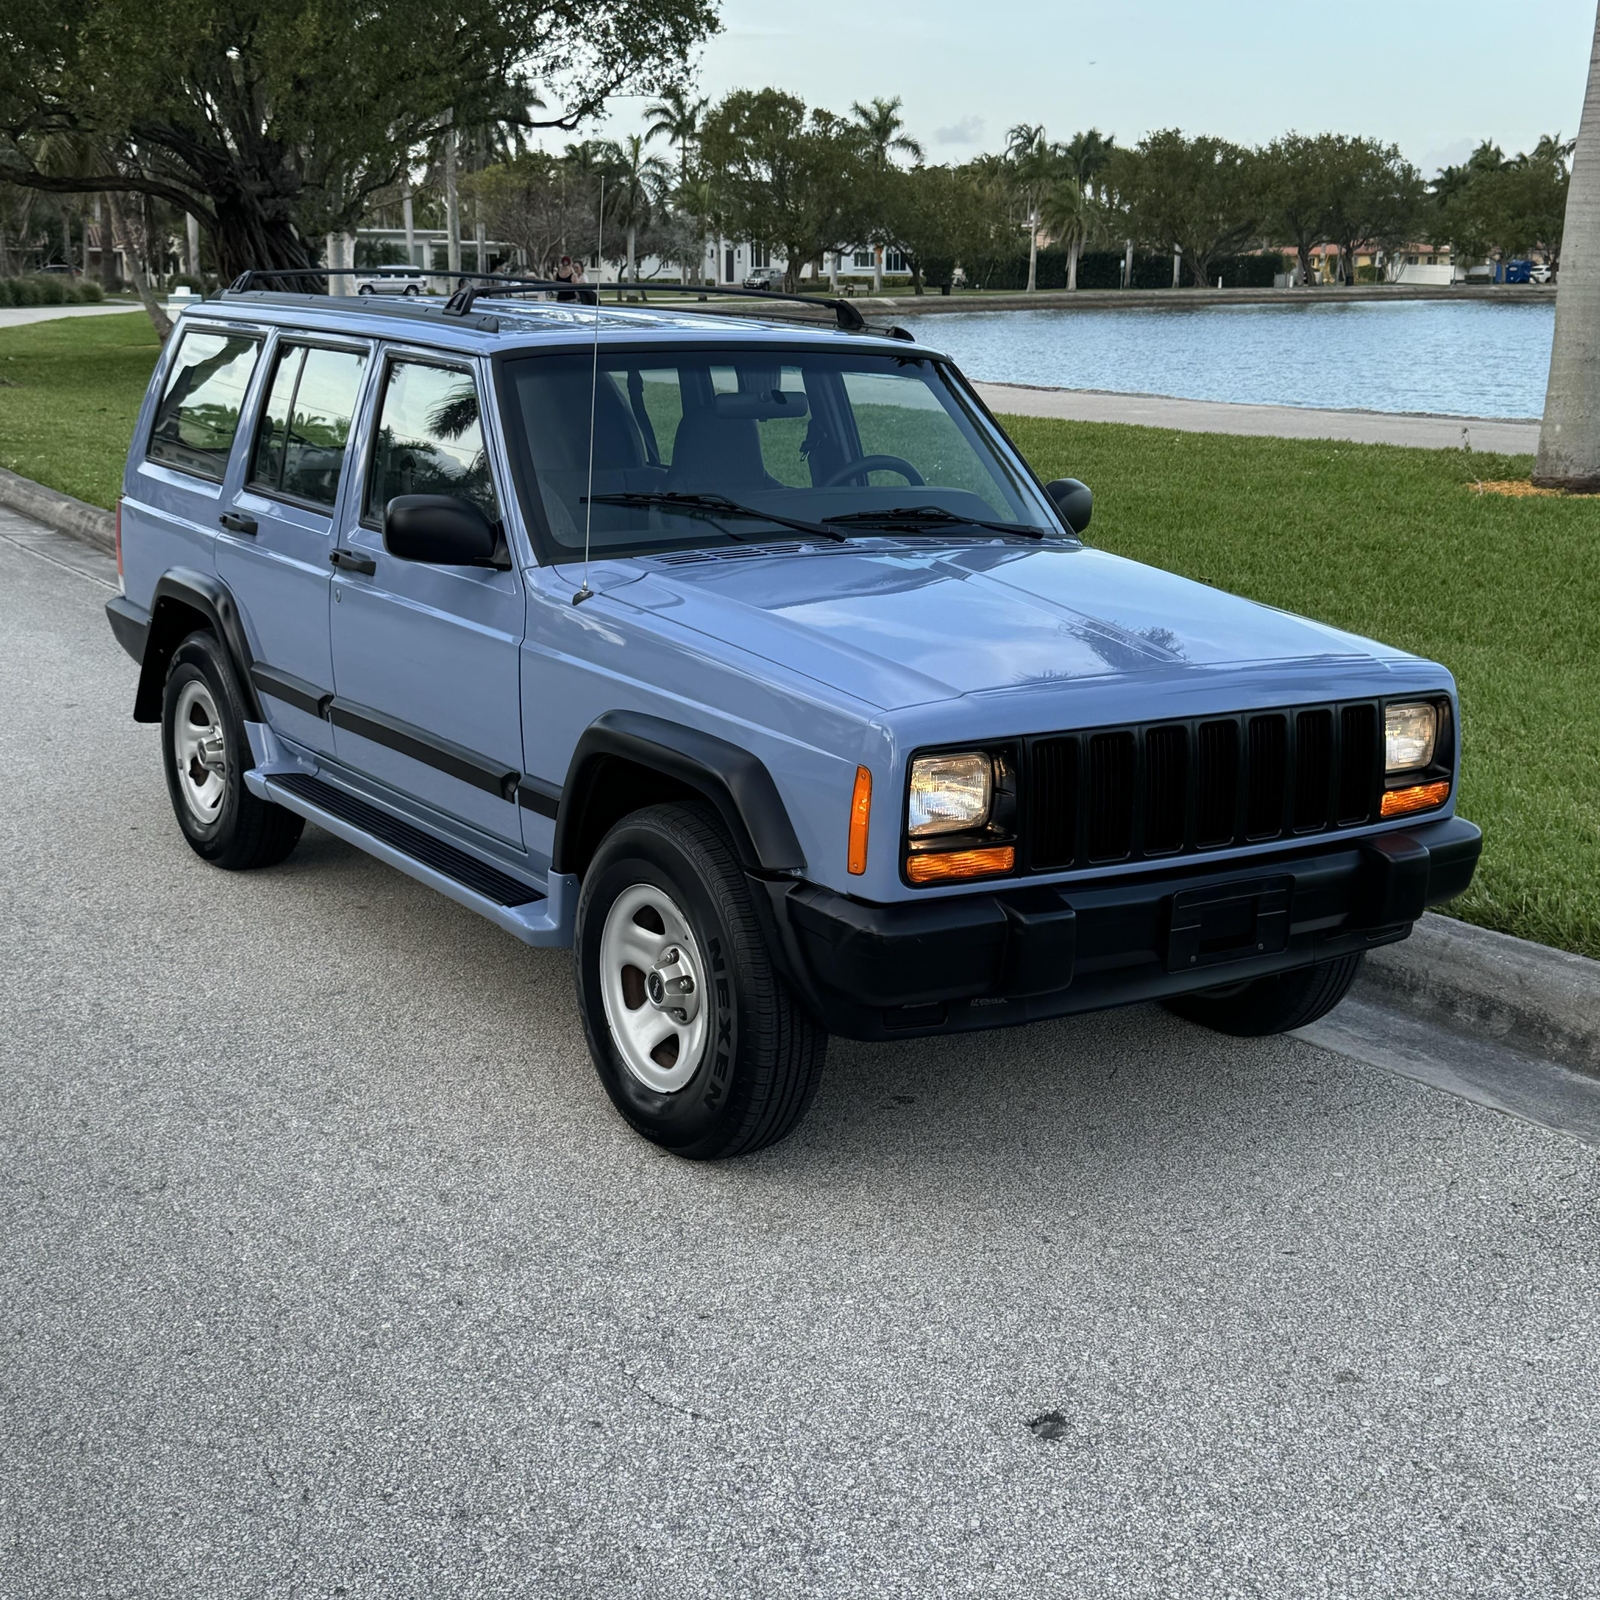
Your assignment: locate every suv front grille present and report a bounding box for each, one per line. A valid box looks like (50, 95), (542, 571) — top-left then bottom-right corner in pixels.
(1024, 700), (1380, 871)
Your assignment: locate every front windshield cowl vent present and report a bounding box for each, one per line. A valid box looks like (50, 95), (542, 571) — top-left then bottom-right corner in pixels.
(652, 542), (808, 566)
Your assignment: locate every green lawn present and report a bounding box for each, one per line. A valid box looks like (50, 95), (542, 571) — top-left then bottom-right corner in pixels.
(0, 312), (161, 508)
(3, 312), (1596, 958)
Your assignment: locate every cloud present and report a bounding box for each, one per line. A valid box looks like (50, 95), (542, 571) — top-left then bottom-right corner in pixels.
(933, 116), (984, 146)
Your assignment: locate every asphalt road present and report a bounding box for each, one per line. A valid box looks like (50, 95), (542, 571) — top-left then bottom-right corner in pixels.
(4, 517), (1600, 1599)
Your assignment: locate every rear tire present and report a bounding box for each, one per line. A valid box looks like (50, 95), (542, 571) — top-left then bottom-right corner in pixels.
(161, 631), (304, 871)
(574, 802), (826, 1159)
(1165, 953), (1363, 1036)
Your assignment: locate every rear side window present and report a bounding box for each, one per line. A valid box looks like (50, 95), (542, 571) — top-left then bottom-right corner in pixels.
(249, 343), (367, 508)
(365, 359), (500, 523)
(147, 329), (261, 480)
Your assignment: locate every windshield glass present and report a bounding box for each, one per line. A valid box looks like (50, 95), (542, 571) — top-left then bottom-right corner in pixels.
(499, 347), (1062, 558)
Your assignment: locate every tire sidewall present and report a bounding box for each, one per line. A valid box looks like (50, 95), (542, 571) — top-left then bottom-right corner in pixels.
(575, 815), (750, 1156)
(161, 635), (247, 861)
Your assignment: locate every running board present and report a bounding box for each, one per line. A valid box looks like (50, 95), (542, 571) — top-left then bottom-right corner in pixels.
(243, 723), (576, 948)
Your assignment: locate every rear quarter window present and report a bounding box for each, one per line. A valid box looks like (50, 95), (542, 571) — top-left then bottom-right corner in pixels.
(147, 328), (261, 481)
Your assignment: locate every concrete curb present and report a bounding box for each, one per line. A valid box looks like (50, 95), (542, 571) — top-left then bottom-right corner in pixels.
(1357, 914), (1600, 1077)
(0, 467), (115, 555)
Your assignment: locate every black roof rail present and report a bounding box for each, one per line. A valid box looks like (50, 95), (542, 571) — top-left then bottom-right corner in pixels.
(224, 266), (871, 334)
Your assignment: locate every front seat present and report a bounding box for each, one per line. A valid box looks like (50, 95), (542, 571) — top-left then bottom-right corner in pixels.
(666, 410), (773, 494)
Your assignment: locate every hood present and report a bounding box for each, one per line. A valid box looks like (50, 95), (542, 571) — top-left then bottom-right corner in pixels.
(620, 540), (1397, 711)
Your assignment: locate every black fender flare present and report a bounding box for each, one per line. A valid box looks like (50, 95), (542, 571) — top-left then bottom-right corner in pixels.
(552, 710), (806, 878)
(132, 568), (261, 723)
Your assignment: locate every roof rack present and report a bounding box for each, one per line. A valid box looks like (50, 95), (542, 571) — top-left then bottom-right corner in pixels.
(224, 266), (872, 334)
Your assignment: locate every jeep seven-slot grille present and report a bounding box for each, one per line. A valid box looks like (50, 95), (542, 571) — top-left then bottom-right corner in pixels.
(1024, 701), (1379, 871)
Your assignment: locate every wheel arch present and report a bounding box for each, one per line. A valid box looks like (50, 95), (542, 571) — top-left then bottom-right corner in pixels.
(133, 569), (260, 724)
(553, 711), (806, 881)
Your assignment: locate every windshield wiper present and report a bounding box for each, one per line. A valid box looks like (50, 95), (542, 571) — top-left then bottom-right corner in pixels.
(823, 505), (1053, 540)
(583, 491), (848, 543)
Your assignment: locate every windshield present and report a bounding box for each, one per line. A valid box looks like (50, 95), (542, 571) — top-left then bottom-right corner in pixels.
(499, 346), (1063, 559)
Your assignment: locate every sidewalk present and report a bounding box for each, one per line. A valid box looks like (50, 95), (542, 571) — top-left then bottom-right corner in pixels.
(973, 381), (1541, 453)
(0, 303), (142, 329)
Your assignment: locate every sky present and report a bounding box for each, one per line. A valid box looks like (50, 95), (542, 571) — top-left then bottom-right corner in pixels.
(586, 0), (1597, 177)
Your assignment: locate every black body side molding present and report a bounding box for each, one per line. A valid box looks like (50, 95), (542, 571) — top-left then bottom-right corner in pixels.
(553, 710), (805, 878)
(132, 569), (262, 723)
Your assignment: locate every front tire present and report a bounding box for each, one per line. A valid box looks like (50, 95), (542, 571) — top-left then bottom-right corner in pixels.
(1165, 953), (1363, 1036)
(574, 802), (826, 1159)
(161, 632), (304, 871)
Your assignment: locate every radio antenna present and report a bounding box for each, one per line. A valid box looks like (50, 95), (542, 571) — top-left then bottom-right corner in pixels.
(573, 174), (604, 607)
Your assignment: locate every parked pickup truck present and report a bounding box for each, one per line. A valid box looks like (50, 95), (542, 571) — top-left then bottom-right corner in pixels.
(105, 276), (1481, 1158)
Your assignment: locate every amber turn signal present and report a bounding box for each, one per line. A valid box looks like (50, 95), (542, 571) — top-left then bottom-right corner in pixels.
(905, 845), (1016, 884)
(1380, 779), (1451, 819)
(847, 766), (872, 874)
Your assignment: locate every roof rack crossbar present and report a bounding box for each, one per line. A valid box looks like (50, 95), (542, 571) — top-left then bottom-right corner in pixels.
(224, 267), (870, 333)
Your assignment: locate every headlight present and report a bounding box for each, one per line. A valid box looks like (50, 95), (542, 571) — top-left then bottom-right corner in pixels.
(908, 753), (992, 837)
(1385, 702), (1439, 772)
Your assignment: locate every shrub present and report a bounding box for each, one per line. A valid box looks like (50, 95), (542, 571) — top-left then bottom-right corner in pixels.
(76, 280), (105, 303)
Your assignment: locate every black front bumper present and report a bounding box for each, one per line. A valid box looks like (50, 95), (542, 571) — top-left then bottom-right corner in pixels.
(767, 815), (1482, 1041)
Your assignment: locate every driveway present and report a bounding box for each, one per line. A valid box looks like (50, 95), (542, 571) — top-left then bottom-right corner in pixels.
(2, 516), (1597, 1598)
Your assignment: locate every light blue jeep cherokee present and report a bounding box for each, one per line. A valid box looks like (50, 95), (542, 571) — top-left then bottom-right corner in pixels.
(106, 273), (1481, 1159)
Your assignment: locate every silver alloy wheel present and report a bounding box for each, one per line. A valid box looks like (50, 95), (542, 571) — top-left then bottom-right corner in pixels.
(598, 883), (709, 1093)
(172, 679), (227, 825)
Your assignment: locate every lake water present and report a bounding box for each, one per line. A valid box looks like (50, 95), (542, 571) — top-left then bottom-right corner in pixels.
(923, 300), (1555, 420)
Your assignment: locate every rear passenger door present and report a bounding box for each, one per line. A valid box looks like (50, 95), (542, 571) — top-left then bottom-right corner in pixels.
(216, 335), (370, 756)
(124, 323), (264, 609)
(328, 350), (526, 848)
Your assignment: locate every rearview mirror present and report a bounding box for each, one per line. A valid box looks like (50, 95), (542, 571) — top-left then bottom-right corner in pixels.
(384, 495), (503, 567)
(1045, 477), (1093, 535)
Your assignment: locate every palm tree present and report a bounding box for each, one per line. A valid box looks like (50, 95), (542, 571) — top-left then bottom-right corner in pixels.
(851, 96), (924, 169)
(1052, 129), (1116, 290)
(850, 97), (923, 290)
(601, 134), (670, 284)
(1006, 123), (1059, 292)
(644, 86), (708, 282)
(1535, 6), (1600, 489)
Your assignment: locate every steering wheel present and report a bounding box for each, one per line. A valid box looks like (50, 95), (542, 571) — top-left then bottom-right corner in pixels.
(821, 454), (925, 488)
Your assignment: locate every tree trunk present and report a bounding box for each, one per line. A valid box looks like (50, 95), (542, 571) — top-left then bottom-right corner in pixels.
(874, 245), (882, 293)
(402, 173), (417, 268)
(1536, 3), (1600, 487)
(1297, 241), (1314, 286)
(626, 223), (636, 282)
(1172, 245), (1182, 289)
(1067, 237), (1079, 291)
(445, 117), (461, 275)
(1026, 205), (1038, 292)
(105, 188), (171, 342)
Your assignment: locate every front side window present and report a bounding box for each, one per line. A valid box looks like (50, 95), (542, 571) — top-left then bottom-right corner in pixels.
(147, 329), (261, 480)
(499, 346), (1059, 559)
(365, 359), (500, 523)
(249, 343), (367, 507)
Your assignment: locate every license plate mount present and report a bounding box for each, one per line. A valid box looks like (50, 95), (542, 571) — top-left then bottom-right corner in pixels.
(1166, 876), (1293, 973)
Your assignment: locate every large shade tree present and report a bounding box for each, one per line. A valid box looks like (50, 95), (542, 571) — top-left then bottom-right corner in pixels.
(699, 88), (869, 291)
(1114, 130), (1259, 289)
(1537, 3), (1600, 489)
(0, 0), (717, 282)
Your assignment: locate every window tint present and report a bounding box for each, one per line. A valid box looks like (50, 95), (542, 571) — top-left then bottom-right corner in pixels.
(248, 343), (366, 507)
(365, 360), (499, 523)
(147, 329), (260, 480)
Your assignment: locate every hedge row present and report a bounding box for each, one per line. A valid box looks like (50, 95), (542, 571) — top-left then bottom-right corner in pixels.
(0, 276), (109, 307)
(959, 249), (1288, 292)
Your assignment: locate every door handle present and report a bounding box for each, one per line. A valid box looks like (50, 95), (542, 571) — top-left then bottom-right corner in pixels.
(219, 512), (258, 535)
(329, 548), (377, 575)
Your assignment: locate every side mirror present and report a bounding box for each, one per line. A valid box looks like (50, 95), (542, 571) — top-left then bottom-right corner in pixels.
(384, 494), (503, 567)
(1045, 477), (1093, 535)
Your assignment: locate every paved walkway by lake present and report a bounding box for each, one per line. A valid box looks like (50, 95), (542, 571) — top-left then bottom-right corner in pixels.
(0, 303), (144, 329)
(973, 381), (1542, 454)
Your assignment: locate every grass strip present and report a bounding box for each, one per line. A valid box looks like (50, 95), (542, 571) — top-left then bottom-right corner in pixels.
(1, 313), (1593, 956)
